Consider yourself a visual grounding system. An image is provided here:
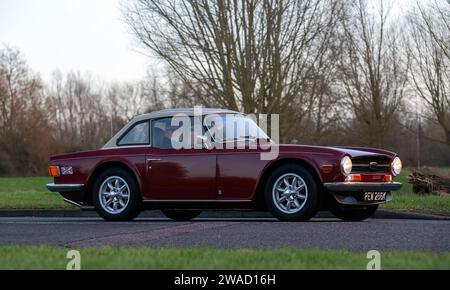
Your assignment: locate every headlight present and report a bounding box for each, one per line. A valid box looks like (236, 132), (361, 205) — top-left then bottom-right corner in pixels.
(340, 156), (352, 176)
(391, 157), (402, 176)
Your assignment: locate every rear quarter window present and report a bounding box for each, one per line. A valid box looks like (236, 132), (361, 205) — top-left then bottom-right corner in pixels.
(117, 121), (150, 146)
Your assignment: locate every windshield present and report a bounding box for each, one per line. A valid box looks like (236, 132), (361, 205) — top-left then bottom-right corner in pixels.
(204, 114), (270, 143)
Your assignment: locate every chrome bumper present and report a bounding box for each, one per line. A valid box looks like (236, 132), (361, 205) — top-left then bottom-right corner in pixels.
(324, 182), (402, 192)
(46, 183), (84, 193)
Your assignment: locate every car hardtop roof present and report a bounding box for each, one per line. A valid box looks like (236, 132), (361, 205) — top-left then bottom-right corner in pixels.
(133, 108), (242, 121)
(103, 108), (243, 149)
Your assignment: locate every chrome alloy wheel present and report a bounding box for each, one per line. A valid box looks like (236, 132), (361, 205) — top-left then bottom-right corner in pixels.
(98, 176), (130, 214)
(272, 173), (308, 214)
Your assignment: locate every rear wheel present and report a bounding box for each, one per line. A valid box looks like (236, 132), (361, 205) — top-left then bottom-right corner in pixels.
(162, 210), (202, 221)
(330, 204), (378, 221)
(264, 165), (319, 222)
(93, 168), (141, 221)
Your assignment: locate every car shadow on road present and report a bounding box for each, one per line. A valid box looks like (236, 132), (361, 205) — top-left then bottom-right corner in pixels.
(126, 218), (346, 223)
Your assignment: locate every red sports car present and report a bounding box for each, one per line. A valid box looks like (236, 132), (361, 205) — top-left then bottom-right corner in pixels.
(47, 108), (402, 222)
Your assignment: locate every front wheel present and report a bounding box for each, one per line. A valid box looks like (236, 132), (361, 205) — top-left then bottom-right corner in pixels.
(162, 210), (202, 221)
(93, 168), (141, 221)
(264, 165), (319, 222)
(330, 204), (378, 221)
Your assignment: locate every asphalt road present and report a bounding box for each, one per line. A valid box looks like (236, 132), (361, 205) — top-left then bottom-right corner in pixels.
(0, 217), (449, 252)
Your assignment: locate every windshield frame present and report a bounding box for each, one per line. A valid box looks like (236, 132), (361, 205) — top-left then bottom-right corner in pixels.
(203, 113), (271, 145)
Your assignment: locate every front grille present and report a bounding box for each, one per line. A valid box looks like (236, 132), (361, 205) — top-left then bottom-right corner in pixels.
(351, 156), (392, 174)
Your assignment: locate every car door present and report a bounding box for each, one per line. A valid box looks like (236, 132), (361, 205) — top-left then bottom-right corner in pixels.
(203, 114), (271, 200)
(216, 148), (268, 200)
(145, 117), (217, 200)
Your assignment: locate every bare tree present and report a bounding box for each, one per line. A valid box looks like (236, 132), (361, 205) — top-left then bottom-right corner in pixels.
(47, 71), (110, 151)
(0, 46), (57, 175)
(407, 0), (450, 145)
(141, 69), (166, 112)
(123, 0), (345, 143)
(0, 47), (42, 133)
(108, 71), (166, 119)
(124, 1), (337, 108)
(338, 0), (408, 147)
(416, 0), (450, 59)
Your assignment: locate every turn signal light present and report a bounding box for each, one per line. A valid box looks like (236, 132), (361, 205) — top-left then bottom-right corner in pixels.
(322, 164), (334, 174)
(384, 175), (393, 182)
(48, 166), (60, 177)
(346, 174), (362, 182)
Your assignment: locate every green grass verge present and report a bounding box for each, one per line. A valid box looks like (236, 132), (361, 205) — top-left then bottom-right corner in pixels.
(0, 177), (73, 209)
(0, 169), (449, 212)
(381, 168), (450, 213)
(0, 247), (448, 270)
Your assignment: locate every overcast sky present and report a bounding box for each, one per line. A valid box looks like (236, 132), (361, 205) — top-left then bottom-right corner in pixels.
(0, 0), (151, 82)
(1, 0), (416, 83)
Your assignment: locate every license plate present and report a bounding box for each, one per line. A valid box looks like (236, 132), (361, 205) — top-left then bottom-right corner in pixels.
(364, 192), (387, 202)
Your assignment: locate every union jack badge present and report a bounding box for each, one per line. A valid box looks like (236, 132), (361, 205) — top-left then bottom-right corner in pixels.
(61, 166), (74, 175)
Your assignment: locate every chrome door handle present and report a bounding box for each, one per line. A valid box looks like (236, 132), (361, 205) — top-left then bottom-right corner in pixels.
(147, 158), (161, 169)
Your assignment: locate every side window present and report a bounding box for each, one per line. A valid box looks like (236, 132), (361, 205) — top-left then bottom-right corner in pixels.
(117, 121), (150, 146)
(152, 118), (182, 150)
(152, 117), (202, 150)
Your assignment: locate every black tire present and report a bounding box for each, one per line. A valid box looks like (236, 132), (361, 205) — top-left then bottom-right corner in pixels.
(330, 204), (378, 221)
(92, 167), (141, 221)
(162, 210), (202, 221)
(264, 164), (319, 222)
